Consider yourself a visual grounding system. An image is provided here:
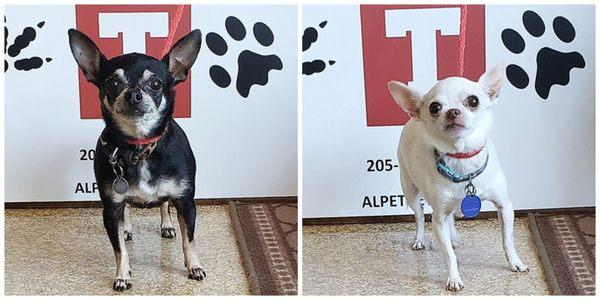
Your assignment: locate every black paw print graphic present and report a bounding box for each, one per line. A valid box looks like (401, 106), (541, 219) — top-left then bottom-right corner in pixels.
(502, 10), (585, 100)
(4, 16), (53, 72)
(206, 16), (282, 98)
(302, 21), (335, 76)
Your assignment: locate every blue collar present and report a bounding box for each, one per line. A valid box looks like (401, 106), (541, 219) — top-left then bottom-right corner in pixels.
(435, 149), (489, 183)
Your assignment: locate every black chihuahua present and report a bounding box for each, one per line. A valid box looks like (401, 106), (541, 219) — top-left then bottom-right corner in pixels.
(68, 28), (204, 291)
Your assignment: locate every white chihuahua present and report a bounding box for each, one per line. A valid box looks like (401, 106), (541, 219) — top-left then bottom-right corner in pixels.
(387, 64), (529, 291)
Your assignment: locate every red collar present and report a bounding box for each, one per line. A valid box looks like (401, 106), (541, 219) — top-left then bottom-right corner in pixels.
(124, 127), (167, 146)
(445, 146), (485, 159)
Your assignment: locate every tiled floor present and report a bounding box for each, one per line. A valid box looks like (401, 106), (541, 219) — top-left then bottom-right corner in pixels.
(5, 205), (249, 295)
(303, 217), (550, 295)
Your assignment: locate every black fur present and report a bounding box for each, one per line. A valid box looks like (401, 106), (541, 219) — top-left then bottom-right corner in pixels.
(68, 28), (203, 291)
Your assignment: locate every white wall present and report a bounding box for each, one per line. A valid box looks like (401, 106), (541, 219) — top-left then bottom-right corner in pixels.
(303, 5), (595, 218)
(5, 5), (298, 202)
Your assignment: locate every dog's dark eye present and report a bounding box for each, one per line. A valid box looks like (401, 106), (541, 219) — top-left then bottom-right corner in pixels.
(149, 78), (162, 91)
(467, 95), (479, 108)
(429, 102), (442, 116)
(106, 78), (120, 89)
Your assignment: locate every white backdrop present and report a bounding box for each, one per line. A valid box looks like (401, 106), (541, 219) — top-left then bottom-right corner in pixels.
(5, 5), (298, 202)
(303, 5), (595, 218)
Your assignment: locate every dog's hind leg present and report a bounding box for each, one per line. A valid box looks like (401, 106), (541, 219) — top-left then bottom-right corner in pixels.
(432, 208), (463, 291)
(123, 203), (132, 241)
(160, 201), (176, 239)
(173, 198), (206, 280)
(399, 159), (425, 250)
(103, 202), (132, 291)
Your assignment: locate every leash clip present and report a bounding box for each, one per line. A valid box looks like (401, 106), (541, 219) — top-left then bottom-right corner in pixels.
(464, 174), (477, 196)
(109, 147), (119, 165)
(109, 147), (124, 177)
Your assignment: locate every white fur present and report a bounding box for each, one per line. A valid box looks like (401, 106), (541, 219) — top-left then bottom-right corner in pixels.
(142, 69), (154, 81)
(389, 64), (529, 291)
(105, 161), (189, 205)
(123, 203), (132, 235)
(114, 68), (128, 84)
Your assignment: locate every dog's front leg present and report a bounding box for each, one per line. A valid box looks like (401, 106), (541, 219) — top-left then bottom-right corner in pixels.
(173, 199), (206, 280)
(432, 210), (463, 291)
(103, 202), (132, 291)
(160, 201), (177, 238)
(491, 198), (529, 272)
(448, 213), (462, 249)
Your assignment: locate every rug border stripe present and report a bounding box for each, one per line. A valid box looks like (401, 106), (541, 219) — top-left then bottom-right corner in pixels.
(565, 214), (596, 266)
(228, 201), (261, 295)
(263, 203), (298, 275)
(528, 212), (563, 295)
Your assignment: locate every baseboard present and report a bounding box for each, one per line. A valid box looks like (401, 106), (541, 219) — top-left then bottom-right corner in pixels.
(302, 206), (596, 225)
(4, 196), (297, 209)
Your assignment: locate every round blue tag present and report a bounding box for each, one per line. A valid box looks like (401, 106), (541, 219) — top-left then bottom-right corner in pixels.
(461, 194), (481, 218)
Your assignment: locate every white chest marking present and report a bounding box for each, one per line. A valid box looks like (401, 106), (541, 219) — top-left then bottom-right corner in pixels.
(107, 161), (189, 204)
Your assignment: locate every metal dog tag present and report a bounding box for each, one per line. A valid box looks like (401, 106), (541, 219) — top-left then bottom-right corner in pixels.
(112, 177), (129, 194)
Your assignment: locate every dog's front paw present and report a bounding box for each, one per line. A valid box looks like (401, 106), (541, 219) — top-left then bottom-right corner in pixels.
(509, 261), (530, 273)
(411, 239), (426, 250)
(188, 267), (207, 281)
(161, 227), (177, 239)
(124, 230), (133, 241)
(445, 276), (464, 292)
(113, 278), (132, 292)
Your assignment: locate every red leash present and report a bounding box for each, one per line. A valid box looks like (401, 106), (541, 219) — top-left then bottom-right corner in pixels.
(126, 6), (183, 146)
(458, 5), (468, 77)
(161, 5), (186, 57)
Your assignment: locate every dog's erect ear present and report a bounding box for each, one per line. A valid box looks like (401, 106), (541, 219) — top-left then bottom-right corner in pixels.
(478, 63), (505, 101)
(387, 81), (423, 119)
(68, 29), (106, 85)
(162, 29), (202, 85)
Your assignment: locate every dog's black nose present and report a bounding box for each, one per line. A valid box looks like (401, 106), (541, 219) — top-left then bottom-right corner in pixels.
(446, 109), (461, 119)
(125, 90), (143, 104)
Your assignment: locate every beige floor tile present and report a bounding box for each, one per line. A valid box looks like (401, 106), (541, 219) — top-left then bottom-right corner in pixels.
(303, 217), (549, 295)
(5, 205), (249, 295)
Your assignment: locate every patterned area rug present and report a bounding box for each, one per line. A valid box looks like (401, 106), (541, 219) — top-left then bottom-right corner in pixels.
(529, 212), (595, 295)
(229, 200), (297, 295)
